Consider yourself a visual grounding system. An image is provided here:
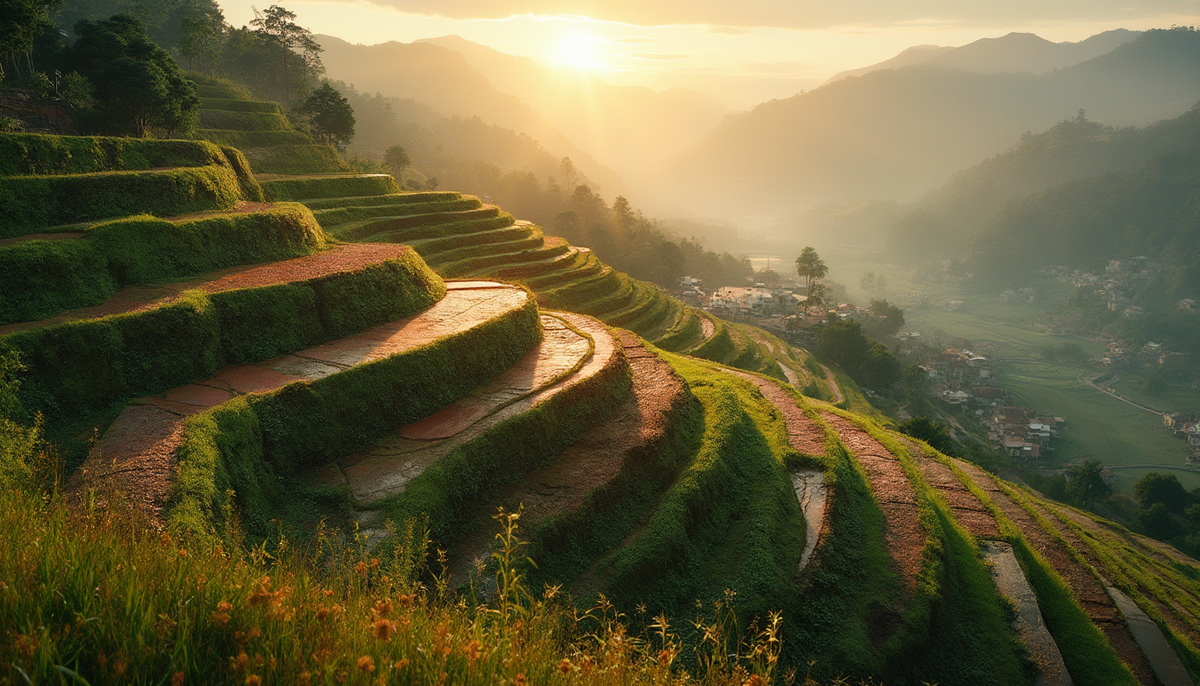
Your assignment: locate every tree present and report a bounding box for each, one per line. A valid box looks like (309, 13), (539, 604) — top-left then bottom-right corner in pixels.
(1065, 460), (1111, 509)
(1135, 473), (1190, 515)
(559, 157), (577, 193)
(69, 14), (198, 136)
(383, 144), (410, 176)
(795, 246), (828, 296)
(177, 14), (221, 73)
(899, 417), (958, 456)
(866, 299), (905, 338)
(249, 4), (321, 108)
(1, 0), (61, 81)
(296, 82), (354, 149)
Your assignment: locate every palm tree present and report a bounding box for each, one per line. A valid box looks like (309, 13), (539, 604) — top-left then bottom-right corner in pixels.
(795, 246), (828, 297)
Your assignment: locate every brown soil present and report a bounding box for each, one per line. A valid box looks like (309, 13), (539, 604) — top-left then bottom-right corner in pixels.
(0, 244), (410, 336)
(729, 371), (826, 456)
(69, 283), (528, 522)
(953, 460), (1157, 685)
(822, 413), (923, 598)
(820, 364), (845, 403)
(445, 330), (687, 586)
(899, 438), (999, 538)
(699, 315), (716, 339)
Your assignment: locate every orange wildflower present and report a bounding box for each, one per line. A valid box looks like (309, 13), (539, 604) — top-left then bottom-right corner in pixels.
(358, 655), (376, 673)
(374, 599), (393, 618)
(514, 674), (527, 685)
(172, 672), (184, 686)
(393, 659), (410, 671)
(373, 618), (396, 640)
(559, 658), (572, 674)
(464, 640), (482, 663)
(245, 676), (261, 686)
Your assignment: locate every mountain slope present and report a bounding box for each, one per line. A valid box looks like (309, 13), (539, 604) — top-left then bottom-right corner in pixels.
(417, 35), (730, 179)
(660, 28), (1200, 216)
(826, 30), (1139, 84)
(316, 35), (625, 195)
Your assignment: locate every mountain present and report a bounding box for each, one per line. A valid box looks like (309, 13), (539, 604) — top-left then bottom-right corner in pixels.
(887, 105), (1200, 258)
(825, 30), (1139, 84)
(658, 29), (1200, 218)
(416, 35), (730, 182)
(315, 34), (625, 195)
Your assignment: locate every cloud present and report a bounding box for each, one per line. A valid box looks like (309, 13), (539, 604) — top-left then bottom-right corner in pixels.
(351, 0), (1199, 29)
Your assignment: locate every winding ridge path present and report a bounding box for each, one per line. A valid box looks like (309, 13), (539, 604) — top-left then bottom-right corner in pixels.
(953, 460), (1159, 685)
(71, 282), (529, 518)
(822, 413), (922, 597)
(726, 372), (829, 572)
(445, 330), (689, 585)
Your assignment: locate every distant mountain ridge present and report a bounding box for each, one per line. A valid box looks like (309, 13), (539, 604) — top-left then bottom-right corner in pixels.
(658, 28), (1200, 217)
(418, 35), (730, 181)
(315, 34), (625, 195)
(825, 30), (1140, 84)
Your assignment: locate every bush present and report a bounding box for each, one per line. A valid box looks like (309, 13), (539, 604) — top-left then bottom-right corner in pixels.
(168, 296), (540, 537)
(0, 166), (243, 236)
(218, 146), (264, 202)
(2, 250), (444, 420)
(261, 174), (399, 202)
(0, 133), (226, 176)
(242, 144), (348, 175)
(198, 110), (292, 132)
(0, 204), (325, 323)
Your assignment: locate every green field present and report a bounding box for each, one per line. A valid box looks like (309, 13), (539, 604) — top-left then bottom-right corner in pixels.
(898, 282), (1192, 493)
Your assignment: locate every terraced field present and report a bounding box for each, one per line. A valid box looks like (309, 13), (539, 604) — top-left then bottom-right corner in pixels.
(6, 123), (1200, 685)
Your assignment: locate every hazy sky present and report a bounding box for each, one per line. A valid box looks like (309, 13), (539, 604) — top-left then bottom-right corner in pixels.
(215, 0), (1200, 108)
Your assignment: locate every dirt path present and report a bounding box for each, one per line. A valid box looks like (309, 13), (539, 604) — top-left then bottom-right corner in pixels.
(981, 541), (1074, 686)
(699, 315), (715, 339)
(0, 244), (410, 335)
(791, 470), (827, 572)
(746, 330), (804, 389)
(953, 460), (1158, 685)
(821, 364), (844, 403)
(899, 438), (998, 538)
(822, 413), (923, 598)
(70, 282), (529, 519)
(1026, 498), (1194, 685)
(444, 331), (687, 586)
(328, 313), (618, 507)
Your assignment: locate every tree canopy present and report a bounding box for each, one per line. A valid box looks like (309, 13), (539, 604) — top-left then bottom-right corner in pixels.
(296, 82), (354, 149)
(795, 246), (828, 296)
(70, 14), (198, 136)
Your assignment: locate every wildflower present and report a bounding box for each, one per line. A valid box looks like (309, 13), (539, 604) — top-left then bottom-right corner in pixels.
(393, 659), (410, 671)
(658, 649), (673, 666)
(212, 601), (233, 627)
(373, 618), (396, 640)
(514, 675), (526, 685)
(464, 640), (482, 663)
(246, 676), (261, 686)
(374, 599), (393, 618)
(397, 593), (415, 606)
(743, 676), (765, 686)
(370, 558), (380, 569)
(248, 627), (262, 641)
(172, 672), (184, 686)
(324, 589), (334, 597)
(298, 671), (311, 686)
(558, 658), (572, 674)
(358, 655), (376, 673)
(354, 561), (368, 577)
(178, 548), (188, 558)
(232, 652), (250, 671)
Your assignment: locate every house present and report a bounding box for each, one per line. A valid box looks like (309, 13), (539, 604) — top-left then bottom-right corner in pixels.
(1124, 306), (1144, 321)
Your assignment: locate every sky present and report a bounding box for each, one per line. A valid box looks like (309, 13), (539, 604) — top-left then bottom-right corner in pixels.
(215, 0), (1200, 109)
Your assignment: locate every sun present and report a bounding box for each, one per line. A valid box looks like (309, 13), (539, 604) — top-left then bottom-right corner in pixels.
(554, 32), (603, 71)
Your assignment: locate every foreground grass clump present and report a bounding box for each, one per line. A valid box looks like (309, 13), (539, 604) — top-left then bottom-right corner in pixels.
(0, 486), (795, 686)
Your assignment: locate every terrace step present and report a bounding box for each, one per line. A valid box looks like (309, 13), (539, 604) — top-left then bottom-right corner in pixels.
(445, 330), (690, 586)
(0, 243), (403, 336)
(323, 312), (623, 509)
(70, 281), (532, 518)
(336, 206), (506, 241)
(821, 412), (924, 599)
(954, 459), (1158, 685)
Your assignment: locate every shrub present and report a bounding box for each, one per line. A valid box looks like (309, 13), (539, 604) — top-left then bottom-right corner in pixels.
(218, 146), (264, 202)
(0, 133), (226, 176)
(0, 166), (243, 236)
(2, 250), (443, 420)
(198, 110), (292, 132)
(261, 174), (399, 202)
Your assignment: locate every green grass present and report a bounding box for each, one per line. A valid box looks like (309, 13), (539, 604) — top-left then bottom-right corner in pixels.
(0, 203), (326, 324)
(261, 175), (400, 202)
(0, 167), (244, 236)
(241, 144), (349, 175)
(313, 198), (483, 229)
(377, 317), (632, 545)
(3, 250), (445, 422)
(169, 297), (541, 538)
(419, 230), (542, 269)
(301, 191), (464, 211)
(188, 73), (253, 100)
(336, 207), (505, 241)
(0, 133), (227, 176)
(198, 110), (292, 132)
(193, 129), (313, 148)
(198, 97), (281, 113)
